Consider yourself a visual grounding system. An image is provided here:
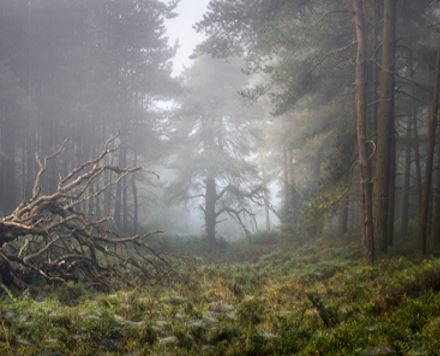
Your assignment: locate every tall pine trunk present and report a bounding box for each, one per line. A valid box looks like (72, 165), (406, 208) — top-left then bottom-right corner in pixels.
(205, 175), (217, 244)
(420, 42), (440, 255)
(431, 139), (440, 244)
(0, 117), (17, 214)
(387, 125), (396, 247)
(373, 0), (396, 254)
(122, 147), (128, 231)
(131, 152), (139, 234)
(400, 116), (412, 236)
(352, 0), (375, 262)
(408, 51), (423, 209)
(282, 149), (290, 231)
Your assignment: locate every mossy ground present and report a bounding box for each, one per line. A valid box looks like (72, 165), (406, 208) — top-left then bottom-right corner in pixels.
(1, 235), (440, 355)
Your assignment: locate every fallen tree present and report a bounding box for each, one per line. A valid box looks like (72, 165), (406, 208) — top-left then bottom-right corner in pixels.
(0, 135), (171, 289)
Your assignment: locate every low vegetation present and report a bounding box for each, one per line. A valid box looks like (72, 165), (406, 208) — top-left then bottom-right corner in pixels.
(1, 235), (440, 355)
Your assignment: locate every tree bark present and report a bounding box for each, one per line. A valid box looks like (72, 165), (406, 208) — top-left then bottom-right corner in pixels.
(205, 175), (217, 244)
(373, 0), (396, 254)
(114, 175), (122, 228)
(352, 0), (375, 262)
(420, 42), (440, 255)
(387, 121), (396, 247)
(114, 145), (124, 228)
(0, 115), (17, 215)
(431, 138), (440, 244)
(367, 0), (380, 139)
(400, 116), (412, 236)
(408, 51), (423, 210)
(122, 147), (128, 231)
(282, 149), (290, 230)
(132, 151), (139, 234)
(264, 195), (271, 231)
(263, 167), (271, 232)
(103, 154), (113, 217)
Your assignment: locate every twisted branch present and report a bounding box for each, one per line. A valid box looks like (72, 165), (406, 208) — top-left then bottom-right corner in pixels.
(0, 135), (169, 288)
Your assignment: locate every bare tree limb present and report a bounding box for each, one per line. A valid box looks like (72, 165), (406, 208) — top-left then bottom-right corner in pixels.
(0, 136), (170, 287)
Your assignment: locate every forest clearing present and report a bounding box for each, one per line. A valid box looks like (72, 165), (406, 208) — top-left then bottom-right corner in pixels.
(1, 236), (440, 355)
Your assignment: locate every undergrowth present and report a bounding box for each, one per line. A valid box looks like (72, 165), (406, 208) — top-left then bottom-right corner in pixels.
(0, 235), (440, 355)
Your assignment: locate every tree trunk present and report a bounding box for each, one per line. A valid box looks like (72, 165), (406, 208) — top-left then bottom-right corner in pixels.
(103, 154), (112, 217)
(132, 151), (139, 234)
(122, 147), (128, 231)
(420, 42), (440, 255)
(408, 51), (423, 210)
(400, 116), (412, 236)
(413, 116), (423, 207)
(367, 0), (380, 139)
(24, 127), (35, 200)
(205, 175), (217, 244)
(373, 0), (396, 254)
(0, 115), (17, 215)
(114, 179), (122, 228)
(261, 164), (271, 232)
(114, 145), (124, 228)
(265, 200), (271, 231)
(93, 143), (102, 217)
(387, 124), (396, 247)
(352, 0), (375, 262)
(282, 149), (290, 230)
(431, 139), (440, 244)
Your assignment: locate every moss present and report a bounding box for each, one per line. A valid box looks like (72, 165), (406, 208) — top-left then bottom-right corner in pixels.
(0, 239), (439, 354)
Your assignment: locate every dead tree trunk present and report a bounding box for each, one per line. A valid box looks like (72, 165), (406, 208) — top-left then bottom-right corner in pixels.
(0, 135), (167, 287)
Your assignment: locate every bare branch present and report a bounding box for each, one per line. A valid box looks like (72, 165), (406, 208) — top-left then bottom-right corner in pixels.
(0, 136), (170, 288)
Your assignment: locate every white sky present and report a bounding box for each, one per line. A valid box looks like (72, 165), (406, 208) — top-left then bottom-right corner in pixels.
(165, 0), (211, 76)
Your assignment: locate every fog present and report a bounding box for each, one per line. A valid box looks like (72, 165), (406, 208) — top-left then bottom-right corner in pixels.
(0, 0), (279, 242)
(0, 0), (437, 245)
(2, 1), (440, 354)
(165, 0), (210, 76)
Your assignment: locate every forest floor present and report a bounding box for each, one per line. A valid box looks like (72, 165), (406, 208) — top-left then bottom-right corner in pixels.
(1, 234), (440, 355)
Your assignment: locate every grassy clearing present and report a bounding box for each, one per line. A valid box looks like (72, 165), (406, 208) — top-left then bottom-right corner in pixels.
(1, 236), (440, 355)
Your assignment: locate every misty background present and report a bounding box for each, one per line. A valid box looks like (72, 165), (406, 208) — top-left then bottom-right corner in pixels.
(0, 0), (279, 241)
(0, 0), (438, 248)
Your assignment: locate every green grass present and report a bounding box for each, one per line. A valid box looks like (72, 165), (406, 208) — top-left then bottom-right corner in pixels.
(1, 236), (440, 355)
